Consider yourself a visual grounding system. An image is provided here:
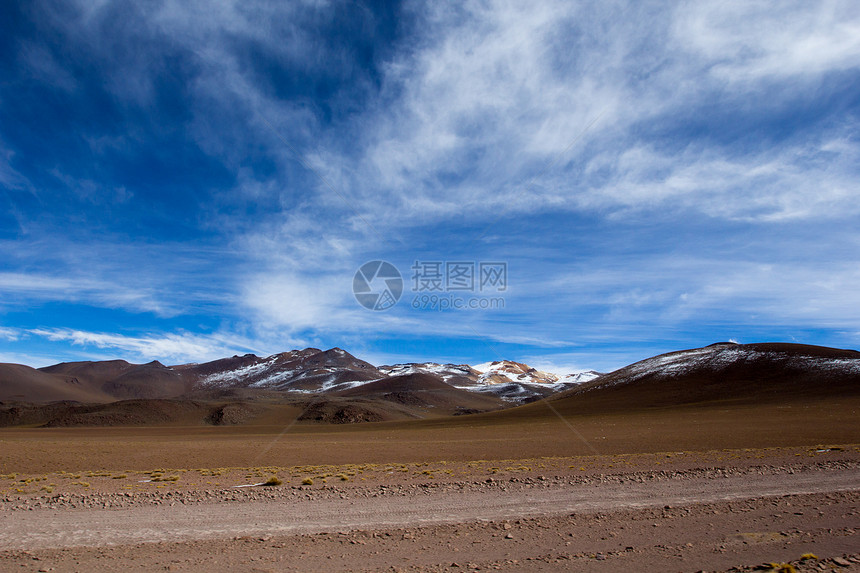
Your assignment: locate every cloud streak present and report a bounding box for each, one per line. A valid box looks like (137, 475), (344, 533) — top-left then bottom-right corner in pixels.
(27, 328), (266, 365)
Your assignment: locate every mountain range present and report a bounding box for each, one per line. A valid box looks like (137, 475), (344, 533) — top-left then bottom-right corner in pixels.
(0, 342), (857, 427)
(0, 347), (597, 404)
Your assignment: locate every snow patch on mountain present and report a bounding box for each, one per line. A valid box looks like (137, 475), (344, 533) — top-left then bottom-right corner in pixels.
(379, 363), (475, 382)
(200, 356), (276, 388)
(248, 368), (306, 389)
(456, 382), (539, 402)
(587, 342), (860, 392)
(558, 371), (602, 384)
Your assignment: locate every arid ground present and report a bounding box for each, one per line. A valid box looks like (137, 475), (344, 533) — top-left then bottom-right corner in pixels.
(1, 393), (858, 572)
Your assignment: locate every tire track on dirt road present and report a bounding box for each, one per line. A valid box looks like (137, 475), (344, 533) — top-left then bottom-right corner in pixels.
(1, 467), (857, 550)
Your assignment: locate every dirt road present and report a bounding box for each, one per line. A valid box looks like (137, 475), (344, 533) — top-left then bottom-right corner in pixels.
(0, 465), (858, 550)
(1, 463), (859, 572)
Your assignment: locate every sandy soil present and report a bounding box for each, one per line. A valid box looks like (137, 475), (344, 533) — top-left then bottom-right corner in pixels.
(1, 396), (858, 476)
(1, 394), (857, 572)
(1, 448), (858, 572)
(4, 492), (857, 572)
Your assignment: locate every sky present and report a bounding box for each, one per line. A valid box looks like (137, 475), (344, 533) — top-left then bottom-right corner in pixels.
(1, 0), (859, 374)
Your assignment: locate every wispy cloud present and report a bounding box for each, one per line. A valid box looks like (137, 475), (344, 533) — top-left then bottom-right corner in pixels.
(0, 270), (183, 317)
(674, 0), (860, 81)
(291, 1), (858, 225)
(0, 326), (21, 341)
(27, 328), (266, 365)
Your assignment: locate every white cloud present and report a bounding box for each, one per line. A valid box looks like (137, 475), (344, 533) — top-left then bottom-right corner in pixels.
(216, 1), (858, 353)
(0, 352), (67, 368)
(674, 0), (860, 81)
(543, 255), (860, 333)
(29, 0), (859, 228)
(672, 262), (860, 327)
(241, 271), (357, 333)
(28, 328), (266, 364)
(0, 326), (21, 341)
(0, 271), (178, 316)
(21, 0), (859, 231)
(575, 135), (860, 221)
(293, 0), (860, 229)
(349, 0), (621, 220)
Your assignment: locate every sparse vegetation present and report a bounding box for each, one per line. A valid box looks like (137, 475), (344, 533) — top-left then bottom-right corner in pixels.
(262, 476), (282, 486)
(302, 477), (313, 485)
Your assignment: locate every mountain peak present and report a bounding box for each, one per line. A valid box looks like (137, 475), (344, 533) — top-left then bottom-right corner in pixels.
(472, 360), (559, 385)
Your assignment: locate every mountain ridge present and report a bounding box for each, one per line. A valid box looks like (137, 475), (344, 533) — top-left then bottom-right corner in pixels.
(1, 342), (857, 428)
(0, 347), (597, 405)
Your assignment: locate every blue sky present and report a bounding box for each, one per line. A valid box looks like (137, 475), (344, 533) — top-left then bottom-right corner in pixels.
(1, 0), (859, 373)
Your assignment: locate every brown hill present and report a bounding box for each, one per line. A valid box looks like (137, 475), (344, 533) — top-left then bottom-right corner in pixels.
(98, 361), (186, 399)
(38, 359), (186, 400)
(0, 363), (114, 403)
(39, 359), (136, 382)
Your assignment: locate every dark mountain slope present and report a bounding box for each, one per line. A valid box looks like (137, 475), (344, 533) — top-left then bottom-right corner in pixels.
(544, 342), (860, 414)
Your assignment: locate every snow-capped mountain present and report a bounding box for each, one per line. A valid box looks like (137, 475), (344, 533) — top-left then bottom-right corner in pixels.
(576, 342), (860, 394)
(448, 361), (600, 402)
(555, 342), (860, 411)
(471, 360), (560, 385)
(377, 363), (478, 385)
(181, 352), (603, 404)
(177, 347), (383, 393)
(3, 342), (857, 425)
(1, 341), (604, 406)
(375, 360), (602, 403)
